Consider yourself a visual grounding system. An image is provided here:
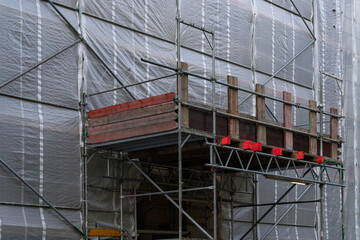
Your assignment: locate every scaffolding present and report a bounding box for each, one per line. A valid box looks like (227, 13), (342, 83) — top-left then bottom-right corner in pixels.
(0, 0), (346, 239)
(83, 1), (345, 239)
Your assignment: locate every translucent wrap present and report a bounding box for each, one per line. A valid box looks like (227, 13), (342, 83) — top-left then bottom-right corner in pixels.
(0, 0), (357, 239)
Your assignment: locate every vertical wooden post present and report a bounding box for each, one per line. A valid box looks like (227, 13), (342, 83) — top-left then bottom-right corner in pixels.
(228, 76), (239, 139)
(330, 108), (338, 159)
(178, 62), (189, 127)
(309, 100), (317, 155)
(283, 91), (293, 150)
(256, 84), (266, 144)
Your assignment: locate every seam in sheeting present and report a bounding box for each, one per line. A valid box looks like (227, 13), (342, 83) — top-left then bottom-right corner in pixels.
(271, 2), (279, 239)
(19, 0), (28, 239)
(271, 2), (277, 119)
(112, 0), (118, 105)
(351, 0), (359, 238)
(131, 1), (137, 96)
(290, 9), (299, 240)
(226, 0), (231, 77)
(145, 0), (150, 97)
(77, 0), (85, 233)
(319, 1), (329, 238)
(201, 0), (207, 105)
(251, 0), (257, 117)
(335, 1), (343, 236)
(36, 1), (46, 239)
(312, 1), (320, 238)
(111, 0), (119, 227)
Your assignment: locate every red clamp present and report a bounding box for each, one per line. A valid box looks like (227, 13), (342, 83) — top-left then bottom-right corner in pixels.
(272, 148), (282, 156)
(251, 142), (262, 152)
(297, 151), (304, 160)
(220, 136), (231, 145)
(242, 140), (253, 150)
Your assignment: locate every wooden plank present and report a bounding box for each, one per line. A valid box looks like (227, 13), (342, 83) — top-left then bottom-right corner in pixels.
(88, 229), (122, 237)
(88, 102), (177, 127)
(178, 62), (189, 127)
(309, 100), (317, 155)
(88, 121), (177, 144)
(88, 92), (176, 118)
(283, 91), (293, 150)
(227, 76), (239, 138)
(330, 108), (338, 159)
(88, 112), (176, 135)
(256, 84), (266, 144)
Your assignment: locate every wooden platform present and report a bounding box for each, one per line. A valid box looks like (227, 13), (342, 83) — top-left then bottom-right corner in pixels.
(87, 65), (341, 169)
(88, 93), (178, 144)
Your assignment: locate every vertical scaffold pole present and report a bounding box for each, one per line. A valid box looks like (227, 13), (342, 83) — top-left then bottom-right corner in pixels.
(176, 0), (182, 239)
(211, 29), (217, 240)
(78, 0), (87, 235)
(134, 187), (138, 240)
(253, 174), (258, 240)
(120, 160), (124, 240)
(319, 65), (324, 240)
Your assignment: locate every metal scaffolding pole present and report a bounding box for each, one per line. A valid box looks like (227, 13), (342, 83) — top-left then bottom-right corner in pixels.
(120, 159), (124, 240)
(44, 0), (135, 101)
(176, 1), (183, 238)
(239, 184), (297, 240)
(126, 157), (214, 239)
(52, 1), (313, 90)
(134, 187), (138, 240)
(210, 27), (217, 240)
(260, 184), (314, 240)
(253, 174), (258, 240)
(0, 158), (86, 238)
(140, 58), (343, 121)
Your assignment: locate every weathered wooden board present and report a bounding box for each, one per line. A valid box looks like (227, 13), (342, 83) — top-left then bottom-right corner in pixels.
(88, 102), (177, 127)
(88, 121), (177, 144)
(88, 92), (176, 118)
(89, 112), (177, 136)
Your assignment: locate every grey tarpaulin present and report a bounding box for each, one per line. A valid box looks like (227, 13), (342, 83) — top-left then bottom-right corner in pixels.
(0, 0), (358, 239)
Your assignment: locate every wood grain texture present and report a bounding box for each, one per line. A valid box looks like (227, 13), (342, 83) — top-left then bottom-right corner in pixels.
(228, 76), (239, 138)
(330, 108), (338, 159)
(309, 100), (317, 155)
(88, 102), (177, 127)
(256, 84), (266, 144)
(283, 91), (293, 150)
(178, 62), (189, 127)
(88, 121), (177, 144)
(88, 112), (176, 135)
(88, 92), (176, 118)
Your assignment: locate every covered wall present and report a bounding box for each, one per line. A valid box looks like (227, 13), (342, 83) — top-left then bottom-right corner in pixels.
(0, 0), (357, 239)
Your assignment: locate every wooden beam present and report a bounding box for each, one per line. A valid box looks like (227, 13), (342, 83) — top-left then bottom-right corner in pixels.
(256, 84), (266, 144)
(88, 112), (177, 135)
(227, 76), (239, 138)
(88, 229), (122, 237)
(88, 92), (176, 118)
(309, 100), (317, 155)
(88, 102), (177, 127)
(88, 121), (177, 144)
(283, 91), (293, 150)
(178, 62), (189, 127)
(330, 108), (338, 159)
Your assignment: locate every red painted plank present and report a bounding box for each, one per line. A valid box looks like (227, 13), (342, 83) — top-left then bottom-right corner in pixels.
(88, 121), (177, 144)
(88, 112), (176, 136)
(88, 102), (177, 127)
(88, 92), (176, 118)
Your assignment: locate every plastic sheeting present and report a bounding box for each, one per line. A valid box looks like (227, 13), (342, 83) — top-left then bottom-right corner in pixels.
(0, 0), (357, 239)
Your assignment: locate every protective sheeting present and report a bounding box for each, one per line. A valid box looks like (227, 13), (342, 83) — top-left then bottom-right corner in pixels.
(0, 0), (357, 239)
(0, 0), (81, 239)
